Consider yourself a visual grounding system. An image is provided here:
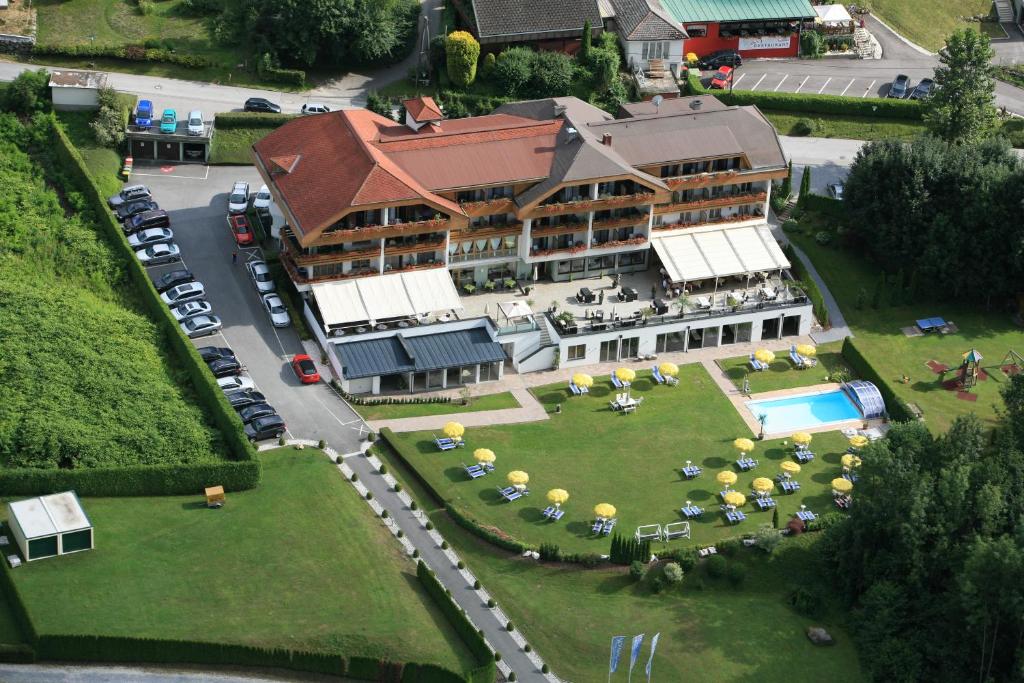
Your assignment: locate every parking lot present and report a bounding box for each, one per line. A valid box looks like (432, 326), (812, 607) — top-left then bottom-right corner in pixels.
(132, 162), (368, 454)
(702, 62), (936, 99)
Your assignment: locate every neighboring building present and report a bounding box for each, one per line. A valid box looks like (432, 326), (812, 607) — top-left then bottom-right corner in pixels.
(660, 0), (816, 59)
(253, 94), (809, 394)
(457, 0), (604, 53)
(48, 70), (107, 111)
(7, 491), (94, 562)
(611, 0), (686, 72)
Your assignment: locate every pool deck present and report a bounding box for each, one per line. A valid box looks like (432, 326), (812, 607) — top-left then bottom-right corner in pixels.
(729, 382), (866, 438)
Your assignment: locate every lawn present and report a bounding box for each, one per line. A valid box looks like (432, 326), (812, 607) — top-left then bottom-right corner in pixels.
(56, 98), (136, 199)
(718, 342), (851, 394)
(762, 111), (926, 142)
(210, 127), (269, 165)
(389, 365), (854, 553)
(358, 392), (521, 421)
(866, 0), (990, 51)
(6, 450), (474, 671)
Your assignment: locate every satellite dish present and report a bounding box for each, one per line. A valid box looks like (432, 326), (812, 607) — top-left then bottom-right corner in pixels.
(652, 95), (664, 112)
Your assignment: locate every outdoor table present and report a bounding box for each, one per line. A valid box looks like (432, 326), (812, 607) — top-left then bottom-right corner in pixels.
(695, 296), (711, 309)
(620, 287), (638, 302)
(796, 510), (816, 522)
(760, 286), (777, 300)
(579, 287), (594, 303)
(654, 298), (669, 315)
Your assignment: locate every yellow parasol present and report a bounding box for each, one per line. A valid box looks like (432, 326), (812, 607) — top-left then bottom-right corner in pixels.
(442, 421), (465, 440)
(716, 470), (738, 486)
(831, 477), (853, 493)
(733, 437), (755, 453)
(659, 362), (679, 378)
(686, 52), (699, 63)
(792, 432), (813, 446)
(615, 367), (636, 384)
(507, 470), (529, 486)
(841, 454), (863, 469)
(754, 349), (775, 364)
(849, 435), (869, 449)
(723, 491), (746, 507)
(594, 503), (617, 519)
(474, 448), (496, 464)
(546, 489), (569, 507)
(780, 461), (802, 475)
(796, 344), (817, 357)
(572, 372), (594, 388)
(751, 477), (774, 493)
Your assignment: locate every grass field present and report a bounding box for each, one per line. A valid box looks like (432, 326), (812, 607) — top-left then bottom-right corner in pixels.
(7, 450), (473, 671)
(718, 343), (850, 394)
(357, 392), (520, 421)
(56, 99), (136, 199)
(865, 0), (990, 51)
(762, 111), (926, 142)
(390, 366), (853, 553)
(209, 128), (266, 165)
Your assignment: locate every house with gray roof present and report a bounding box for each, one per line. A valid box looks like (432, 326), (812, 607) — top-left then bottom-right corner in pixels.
(459, 0), (604, 52)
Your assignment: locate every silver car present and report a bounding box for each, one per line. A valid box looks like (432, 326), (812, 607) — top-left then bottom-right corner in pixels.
(262, 292), (291, 328)
(247, 259), (276, 294)
(127, 227), (174, 249)
(252, 184), (272, 210)
(181, 314), (222, 338)
(170, 300), (213, 321)
(217, 375), (255, 393)
(161, 281), (206, 306)
(136, 242), (181, 266)
(228, 181), (249, 214)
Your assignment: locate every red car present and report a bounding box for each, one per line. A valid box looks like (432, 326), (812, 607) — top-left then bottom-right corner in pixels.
(710, 66), (733, 89)
(291, 354), (320, 384)
(228, 214), (254, 246)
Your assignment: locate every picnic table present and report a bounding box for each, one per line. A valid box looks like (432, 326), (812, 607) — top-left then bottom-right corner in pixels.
(680, 465), (702, 479)
(736, 457), (758, 471)
(916, 316), (947, 333)
(680, 505), (704, 519)
(796, 510), (816, 522)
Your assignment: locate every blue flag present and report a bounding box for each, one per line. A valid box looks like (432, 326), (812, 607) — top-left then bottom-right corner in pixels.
(629, 633), (645, 676)
(645, 632), (660, 680)
(609, 635), (626, 673)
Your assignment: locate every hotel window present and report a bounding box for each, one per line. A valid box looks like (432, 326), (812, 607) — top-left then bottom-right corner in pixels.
(618, 251), (646, 267)
(567, 344), (586, 361)
(686, 25), (707, 37)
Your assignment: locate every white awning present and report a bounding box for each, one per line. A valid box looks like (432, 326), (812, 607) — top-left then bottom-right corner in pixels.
(814, 4), (852, 24)
(652, 224), (790, 283)
(497, 300), (533, 323)
(312, 268), (463, 327)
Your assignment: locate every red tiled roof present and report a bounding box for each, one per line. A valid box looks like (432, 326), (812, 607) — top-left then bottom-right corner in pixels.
(404, 96), (443, 121)
(268, 154), (300, 174)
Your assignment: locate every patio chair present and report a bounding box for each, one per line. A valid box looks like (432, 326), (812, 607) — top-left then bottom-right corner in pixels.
(579, 384), (589, 394)
(795, 451), (815, 464)
(463, 463), (486, 479)
(569, 382), (581, 396)
(748, 353), (765, 371)
(789, 345), (806, 369)
(611, 375), (624, 389)
(592, 519), (605, 533)
(665, 375), (679, 386)
(497, 486), (522, 502)
(435, 438), (457, 451)
(651, 367), (665, 384)
(542, 506), (555, 518)
(602, 518), (617, 535)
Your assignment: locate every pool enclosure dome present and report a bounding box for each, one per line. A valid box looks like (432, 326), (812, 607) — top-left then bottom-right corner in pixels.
(842, 380), (886, 419)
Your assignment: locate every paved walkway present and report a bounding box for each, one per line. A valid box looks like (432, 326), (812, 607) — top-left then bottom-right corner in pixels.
(369, 387), (549, 433)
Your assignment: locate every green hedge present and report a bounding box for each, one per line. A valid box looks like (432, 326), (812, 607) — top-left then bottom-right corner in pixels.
(684, 71), (923, 120)
(44, 117), (261, 496)
(415, 561), (496, 683)
(256, 53), (306, 87)
(782, 244), (830, 328)
(0, 461), (260, 497)
(445, 503), (531, 554)
(33, 44), (214, 69)
(213, 112), (298, 129)
(0, 551), (37, 645)
(841, 337), (913, 422)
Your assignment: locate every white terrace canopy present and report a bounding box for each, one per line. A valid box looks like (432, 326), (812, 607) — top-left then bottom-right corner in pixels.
(312, 268), (463, 328)
(652, 224), (791, 286)
(497, 300), (533, 325)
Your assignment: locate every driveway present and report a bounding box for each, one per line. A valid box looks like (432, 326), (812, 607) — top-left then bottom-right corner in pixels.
(137, 163), (367, 455)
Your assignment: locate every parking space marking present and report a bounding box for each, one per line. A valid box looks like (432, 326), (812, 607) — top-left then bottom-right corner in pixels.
(862, 79), (876, 98)
(750, 74), (767, 91)
(773, 75), (788, 92)
(132, 166), (211, 181)
(732, 73), (746, 88)
(817, 77), (832, 94)
(840, 78), (856, 96)
(794, 76), (809, 93)
(145, 256), (189, 271)
(312, 393), (359, 430)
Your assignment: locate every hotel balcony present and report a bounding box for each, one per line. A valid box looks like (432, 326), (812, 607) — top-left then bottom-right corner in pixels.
(448, 246), (519, 264)
(529, 235), (646, 259)
(529, 221), (587, 240)
(527, 192), (659, 218)
(651, 210), (765, 233)
(281, 228), (379, 266)
(316, 217), (454, 246)
(459, 197), (515, 218)
(280, 250), (379, 285)
(664, 170), (741, 191)
(590, 211), (649, 232)
(452, 221), (523, 241)
(383, 234), (447, 257)
(654, 192), (768, 216)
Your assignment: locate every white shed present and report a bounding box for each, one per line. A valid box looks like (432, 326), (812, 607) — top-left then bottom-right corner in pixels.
(48, 70), (108, 111)
(7, 491), (94, 562)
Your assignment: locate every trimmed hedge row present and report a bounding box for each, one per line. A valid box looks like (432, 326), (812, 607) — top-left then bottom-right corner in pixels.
(213, 112), (298, 129)
(0, 461), (260, 497)
(782, 244), (831, 328)
(33, 43), (214, 69)
(841, 337), (913, 422)
(415, 561), (496, 683)
(256, 53), (306, 87)
(685, 71), (923, 120)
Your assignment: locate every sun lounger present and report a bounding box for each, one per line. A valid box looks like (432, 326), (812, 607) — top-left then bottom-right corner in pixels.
(789, 345), (806, 369)
(796, 510), (816, 522)
(680, 505), (704, 519)
(795, 450), (815, 464)
(842, 471), (859, 483)
(463, 463), (486, 479)
(651, 367), (665, 384)
(755, 497), (777, 511)
(736, 457), (758, 471)
(592, 519), (605, 533)
(725, 511), (747, 524)
(611, 375), (624, 389)
(497, 486), (522, 502)
(748, 353), (765, 371)
(542, 506), (565, 521)
(435, 438), (457, 451)
(698, 546), (717, 557)
(602, 518), (617, 535)
(680, 465), (702, 479)
(569, 382), (581, 396)
(579, 384), (589, 394)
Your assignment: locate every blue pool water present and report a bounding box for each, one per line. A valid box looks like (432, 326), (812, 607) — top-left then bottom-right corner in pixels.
(746, 390), (862, 433)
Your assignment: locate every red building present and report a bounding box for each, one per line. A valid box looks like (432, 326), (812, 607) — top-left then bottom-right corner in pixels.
(660, 0), (816, 59)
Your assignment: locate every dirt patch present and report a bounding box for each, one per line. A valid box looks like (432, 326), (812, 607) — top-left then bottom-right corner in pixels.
(0, 0), (37, 37)
(956, 391), (979, 402)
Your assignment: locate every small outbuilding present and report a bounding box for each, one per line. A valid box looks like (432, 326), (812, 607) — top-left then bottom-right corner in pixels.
(7, 491), (94, 562)
(48, 70), (108, 111)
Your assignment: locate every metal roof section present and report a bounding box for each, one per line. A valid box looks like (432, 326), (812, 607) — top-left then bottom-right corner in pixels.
(661, 0), (815, 23)
(336, 327), (506, 379)
(9, 491), (91, 539)
(652, 224), (790, 282)
(311, 268), (463, 327)
(48, 70), (107, 89)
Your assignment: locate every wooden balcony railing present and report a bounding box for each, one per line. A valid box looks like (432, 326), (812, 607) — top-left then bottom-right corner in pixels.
(651, 212), (765, 232)
(589, 235), (648, 251)
(530, 192), (657, 217)
(590, 213), (648, 231)
(529, 222), (587, 239)
(316, 217), (453, 246)
(280, 251), (380, 285)
(529, 235), (647, 258)
(459, 197), (515, 218)
(383, 236), (447, 257)
(654, 191), (767, 215)
(665, 170), (740, 190)
(281, 233), (381, 267)
(450, 221), (523, 241)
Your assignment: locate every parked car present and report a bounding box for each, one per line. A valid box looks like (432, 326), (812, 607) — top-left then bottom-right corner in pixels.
(207, 356), (243, 378)
(107, 184), (151, 209)
(226, 389), (267, 410)
(909, 78), (934, 100)
(187, 110), (204, 136)
(228, 214), (255, 246)
(127, 227), (174, 249)
(291, 354), (320, 384)
(239, 403), (278, 424)
(709, 66), (734, 90)
(161, 281), (206, 306)
(123, 209), (170, 235)
(888, 74), (911, 98)
(197, 345), (234, 364)
(827, 182), (845, 200)
(160, 108), (178, 134)
(252, 184), (272, 210)
(114, 199), (159, 222)
(262, 292), (290, 328)
(247, 259), (276, 294)
(170, 300), (213, 322)
(181, 314), (222, 339)
(134, 99), (154, 129)
(244, 97), (283, 114)
(217, 375), (255, 393)
(155, 269), (193, 293)
(698, 50), (742, 70)
(300, 103), (330, 115)
(228, 181), (250, 214)
(136, 242), (182, 266)
(244, 414), (286, 442)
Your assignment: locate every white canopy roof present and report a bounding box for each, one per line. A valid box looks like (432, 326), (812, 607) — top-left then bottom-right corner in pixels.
(9, 491), (91, 539)
(814, 4), (852, 24)
(312, 268), (463, 327)
(653, 224), (790, 283)
(497, 300), (533, 323)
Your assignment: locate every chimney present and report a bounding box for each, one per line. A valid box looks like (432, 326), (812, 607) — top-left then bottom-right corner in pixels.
(553, 104), (567, 117)
(690, 98), (703, 111)
(565, 127), (578, 143)
(602, 133), (613, 146)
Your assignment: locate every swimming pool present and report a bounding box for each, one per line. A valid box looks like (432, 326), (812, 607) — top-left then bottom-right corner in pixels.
(746, 390), (862, 433)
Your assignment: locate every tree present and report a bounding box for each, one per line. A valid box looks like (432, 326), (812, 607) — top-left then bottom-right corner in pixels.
(494, 47), (534, 96)
(530, 50), (574, 97)
(588, 46), (619, 92)
(924, 29), (998, 144)
(579, 19), (592, 63)
(365, 91), (392, 119)
(779, 160), (793, 200)
(90, 87), (126, 148)
(662, 562), (684, 584)
(480, 52), (496, 78)
(797, 165), (811, 208)
(445, 31), (480, 88)
(4, 68), (49, 115)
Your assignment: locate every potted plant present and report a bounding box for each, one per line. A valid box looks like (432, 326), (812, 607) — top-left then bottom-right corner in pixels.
(673, 294), (691, 317)
(550, 300), (559, 313)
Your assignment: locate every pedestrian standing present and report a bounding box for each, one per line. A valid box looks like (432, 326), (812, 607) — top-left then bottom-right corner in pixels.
(651, 285), (657, 300)
(232, 250), (238, 264)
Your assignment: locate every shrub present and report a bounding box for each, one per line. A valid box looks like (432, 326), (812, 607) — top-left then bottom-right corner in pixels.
(365, 492), (373, 500)
(441, 540), (449, 550)
(365, 90), (392, 118)
(530, 50), (574, 97)
(793, 118), (817, 136)
(379, 464), (387, 474)
(542, 664), (550, 674)
(494, 652), (501, 661)
(33, 44), (215, 70)
(588, 47), (619, 91)
(650, 576), (665, 593)
(425, 521), (434, 530)
(706, 555), (727, 579)
(5, 69), (50, 115)
(480, 52), (496, 77)
(538, 542), (561, 562)
(508, 673), (516, 682)
(90, 87), (127, 148)
(457, 560), (465, 569)
(788, 585), (825, 617)
(754, 524), (783, 554)
(410, 500), (418, 510)
(487, 598), (496, 608)
(256, 52), (306, 87)
(629, 560), (647, 582)
(412, 549), (419, 558)
(662, 562), (684, 585)
(800, 31), (824, 57)
(393, 483), (402, 492)
(782, 219), (800, 232)
(445, 31), (480, 87)
(815, 231), (832, 246)
(506, 621), (514, 632)
(473, 580), (480, 589)
(396, 530), (403, 538)
(415, 561), (495, 679)
(494, 47), (534, 96)
(577, 553), (602, 568)
(717, 539), (740, 557)
(726, 562), (747, 586)
(351, 473), (358, 481)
